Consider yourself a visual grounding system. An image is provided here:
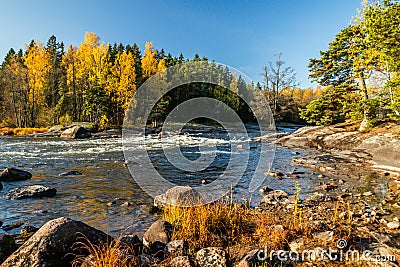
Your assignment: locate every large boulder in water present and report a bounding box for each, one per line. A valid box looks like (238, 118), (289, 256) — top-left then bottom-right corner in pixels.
(0, 217), (111, 267)
(0, 168), (32, 182)
(60, 126), (91, 139)
(5, 185), (57, 200)
(154, 186), (204, 207)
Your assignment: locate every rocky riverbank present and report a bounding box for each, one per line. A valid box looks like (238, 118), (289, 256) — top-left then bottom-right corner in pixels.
(275, 122), (400, 174)
(0, 183), (399, 266)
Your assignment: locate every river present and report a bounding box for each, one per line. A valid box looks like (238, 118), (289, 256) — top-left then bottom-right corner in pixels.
(0, 124), (347, 236)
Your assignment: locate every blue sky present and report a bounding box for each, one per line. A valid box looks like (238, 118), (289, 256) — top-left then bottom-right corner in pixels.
(0, 0), (362, 87)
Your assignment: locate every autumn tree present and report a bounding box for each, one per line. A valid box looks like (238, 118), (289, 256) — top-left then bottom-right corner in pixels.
(74, 32), (110, 123)
(23, 41), (52, 127)
(141, 42), (166, 80)
(106, 50), (136, 124)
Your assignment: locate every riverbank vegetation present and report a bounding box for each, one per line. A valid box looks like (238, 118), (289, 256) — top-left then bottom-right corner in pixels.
(300, 0), (400, 131)
(0, 127), (48, 136)
(72, 196), (396, 266)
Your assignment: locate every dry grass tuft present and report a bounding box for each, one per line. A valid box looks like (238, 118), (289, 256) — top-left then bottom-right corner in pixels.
(0, 127), (48, 136)
(71, 235), (138, 267)
(162, 201), (256, 252)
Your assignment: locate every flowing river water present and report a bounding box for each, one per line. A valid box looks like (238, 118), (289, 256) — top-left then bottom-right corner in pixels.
(0, 124), (388, 236)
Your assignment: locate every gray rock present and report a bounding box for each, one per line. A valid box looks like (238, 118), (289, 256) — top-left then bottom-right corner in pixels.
(5, 185), (57, 200)
(195, 247), (226, 267)
(260, 190), (289, 205)
(154, 186), (204, 207)
(304, 192), (327, 204)
(265, 171), (284, 177)
(169, 255), (194, 267)
(0, 168), (32, 182)
(0, 233), (16, 262)
(361, 242), (398, 267)
(0, 217), (111, 267)
(143, 220), (172, 252)
(319, 183), (338, 191)
(166, 240), (189, 255)
(60, 126), (91, 139)
(236, 249), (263, 267)
(314, 231), (334, 242)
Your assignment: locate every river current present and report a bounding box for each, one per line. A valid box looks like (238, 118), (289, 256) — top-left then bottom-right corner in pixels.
(0, 125), (320, 236)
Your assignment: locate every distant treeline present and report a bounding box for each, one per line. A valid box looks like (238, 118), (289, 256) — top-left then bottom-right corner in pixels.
(0, 32), (320, 129)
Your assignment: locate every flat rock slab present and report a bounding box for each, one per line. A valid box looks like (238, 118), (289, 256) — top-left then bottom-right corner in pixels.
(0, 168), (32, 182)
(5, 185), (57, 200)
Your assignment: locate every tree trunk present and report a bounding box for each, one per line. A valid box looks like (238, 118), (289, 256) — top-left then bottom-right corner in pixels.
(358, 72), (369, 132)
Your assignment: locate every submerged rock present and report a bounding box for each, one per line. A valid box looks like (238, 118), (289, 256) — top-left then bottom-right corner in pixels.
(259, 186), (274, 195)
(0, 217), (111, 267)
(5, 185), (57, 200)
(59, 170), (82, 176)
(60, 126), (91, 139)
(0, 168), (32, 182)
(1, 221), (24, 231)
